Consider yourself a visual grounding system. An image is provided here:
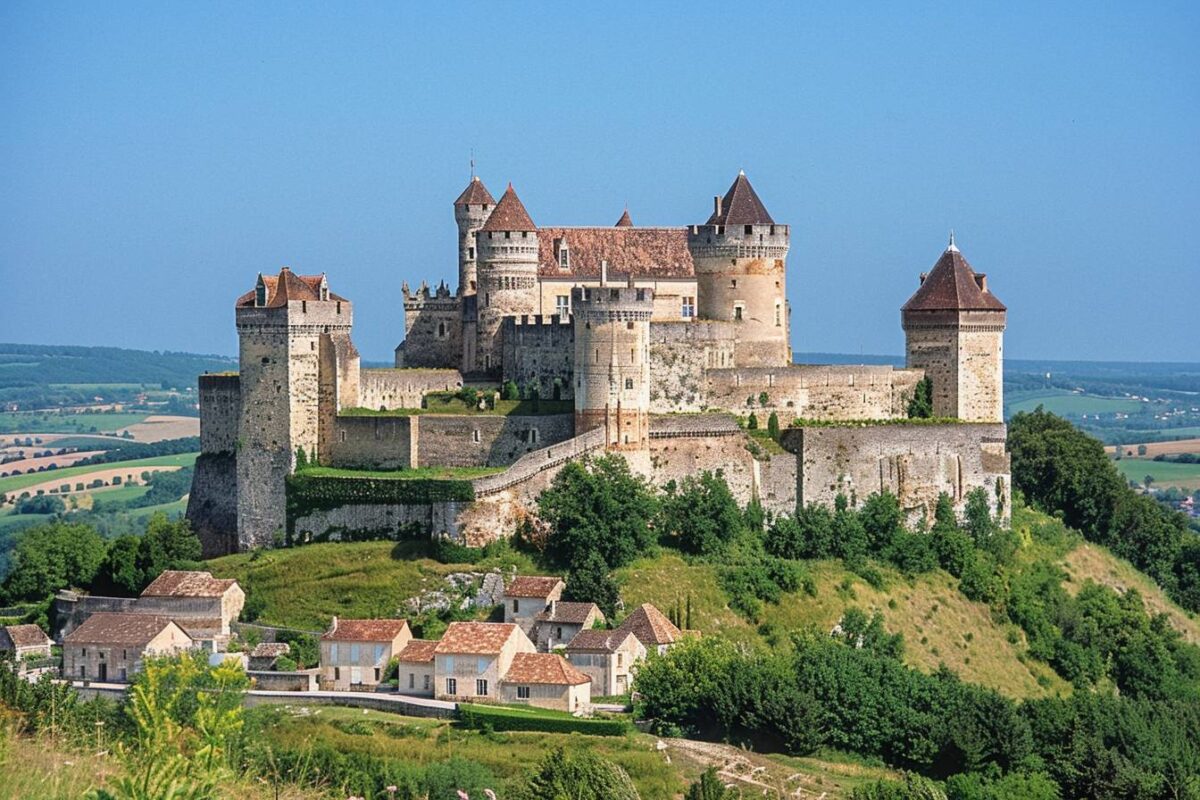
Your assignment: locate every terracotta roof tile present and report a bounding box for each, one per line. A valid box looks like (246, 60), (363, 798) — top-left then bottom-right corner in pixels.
(538, 227), (694, 279)
(435, 622), (521, 655)
(250, 642), (290, 658)
(503, 652), (590, 685)
(505, 576), (565, 598)
(565, 628), (638, 653)
(396, 639), (439, 663)
(902, 244), (1006, 313)
(535, 601), (603, 625)
(64, 613), (187, 646)
(706, 171), (774, 226)
(321, 619), (410, 642)
(235, 270), (347, 309)
(454, 176), (496, 207)
(615, 604), (682, 647)
(3, 624), (52, 649)
(615, 208), (633, 227)
(140, 571), (238, 598)
(479, 184), (536, 232)
(174, 619), (224, 638)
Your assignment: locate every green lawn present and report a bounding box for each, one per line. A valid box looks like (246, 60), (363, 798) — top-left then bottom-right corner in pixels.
(1005, 389), (1144, 417)
(1115, 458), (1200, 490)
(0, 452), (197, 496)
(0, 410), (151, 435)
(299, 465), (503, 481)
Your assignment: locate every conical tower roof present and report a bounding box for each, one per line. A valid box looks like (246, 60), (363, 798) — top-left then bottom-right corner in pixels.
(707, 170), (774, 226)
(614, 207), (633, 227)
(454, 175), (495, 206)
(480, 183), (536, 232)
(902, 237), (1006, 312)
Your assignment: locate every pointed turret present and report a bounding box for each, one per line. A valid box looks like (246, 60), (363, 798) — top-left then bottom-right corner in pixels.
(902, 236), (1006, 313)
(480, 183), (536, 232)
(454, 175), (495, 207)
(706, 170), (774, 226)
(615, 207), (633, 227)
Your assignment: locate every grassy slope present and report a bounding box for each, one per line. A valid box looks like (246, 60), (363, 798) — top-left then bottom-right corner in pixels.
(1005, 389), (1144, 416)
(0, 452), (197, 495)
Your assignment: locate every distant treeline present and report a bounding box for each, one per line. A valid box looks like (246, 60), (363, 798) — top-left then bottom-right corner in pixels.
(73, 437), (200, 466)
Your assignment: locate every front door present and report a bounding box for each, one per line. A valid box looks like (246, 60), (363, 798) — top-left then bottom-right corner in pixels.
(98, 663), (107, 681)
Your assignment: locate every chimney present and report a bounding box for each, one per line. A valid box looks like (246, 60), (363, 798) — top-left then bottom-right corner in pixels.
(713, 195), (723, 218)
(600, 260), (608, 286)
(974, 273), (988, 292)
(330, 615), (338, 634)
(549, 600), (557, 617)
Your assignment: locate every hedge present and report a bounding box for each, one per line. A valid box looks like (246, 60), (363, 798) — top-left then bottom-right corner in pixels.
(457, 703), (630, 737)
(285, 472), (475, 532)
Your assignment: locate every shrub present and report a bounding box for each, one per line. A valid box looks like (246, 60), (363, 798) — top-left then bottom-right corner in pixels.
(457, 704), (630, 736)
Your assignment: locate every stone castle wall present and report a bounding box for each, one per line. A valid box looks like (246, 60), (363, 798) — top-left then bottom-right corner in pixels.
(415, 414), (574, 468)
(187, 452), (238, 557)
(329, 416), (415, 470)
(197, 374), (240, 453)
(649, 321), (738, 411)
(397, 289), (462, 369)
(705, 365), (924, 420)
(904, 309), (1005, 423)
(501, 315), (574, 400)
(291, 500), (471, 543)
(784, 422), (1011, 523)
(359, 368), (462, 411)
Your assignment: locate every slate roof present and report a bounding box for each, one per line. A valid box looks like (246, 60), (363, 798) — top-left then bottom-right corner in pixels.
(565, 628), (639, 653)
(396, 639), (438, 664)
(504, 576), (565, 599)
(902, 244), (1006, 313)
(454, 176), (495, 207)
(235, 268), (347, 308)
(140, 571), (238, 598)
(615, 208), (633, 227)
(706, 171), (774, 226)
(64, 613), (186, 647)
(321, 619), (410, 642)
(535, 601), (603, 625)
(435, 622), (521, 655)
(503, 652), (590, 686)
(479, 184), (536, 232)
(538, 227), (694, 279)
(2, 624), (52, 649)
(615, 604), (682, 647)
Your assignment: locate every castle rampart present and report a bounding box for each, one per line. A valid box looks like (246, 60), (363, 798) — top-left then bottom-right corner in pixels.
(359, 368), (462, 411)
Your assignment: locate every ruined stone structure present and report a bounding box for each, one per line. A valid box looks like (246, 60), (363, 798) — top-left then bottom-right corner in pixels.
(188, 171), (1012, 553)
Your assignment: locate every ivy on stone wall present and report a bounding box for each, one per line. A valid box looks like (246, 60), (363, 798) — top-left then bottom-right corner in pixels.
(284, 473), (475, 532)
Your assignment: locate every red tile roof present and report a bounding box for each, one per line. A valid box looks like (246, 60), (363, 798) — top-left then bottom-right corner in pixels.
(396, 639), (438, 663)
(249, 642), (290, 658)
(64, 613), (187, 646)
(479, 184), (536, 232)
(535, 601), (603, 625)
(503, 652), (590, 686)
(616, 604), (682, 647)
(538, 227), (694, 279)
(565, 628), (639, 653)
(3, 624), (52, 649)
(454, 176), (496, 207)
(504, 576), (565, 599)
(321, 619), (410, 642)
(615, 208), (633, 227)
(434, 622), (521, 655)
(902, 244), (1007, 313)
(140, 571), (238, 598)
(706, 171), (774, 226)
(235, 269), (347, 309)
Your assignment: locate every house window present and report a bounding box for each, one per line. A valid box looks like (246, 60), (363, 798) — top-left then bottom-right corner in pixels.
(374, 667), (381, 682)
(349, 644), (360, 661)
(119, 667), (127, 681)
(409, 673), (415, 689)
(330, 644), (338, 662)
(512, 599), (519, 613)
(476, 679), (488, 696)
(624, 378), (634, 390)
(374, 645), (385, 663)
(446, 677), (457, 695)
(734, 305), (744, 321)
(617, 653), (623, 667)
(79, 665), (86, 678)
(517, 685), (530, 699)
(555, 626), (563, 640)
(556, 294), (570, 319)
(82, 648), (87, 657)
(681, 296), (695, 318)
(423, 674), (431, 690)
(122, 650), (128, 660)
(334, 667), (341, 681)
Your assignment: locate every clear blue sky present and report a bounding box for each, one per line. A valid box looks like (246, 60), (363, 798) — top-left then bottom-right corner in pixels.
(2, 2), (1197, 363)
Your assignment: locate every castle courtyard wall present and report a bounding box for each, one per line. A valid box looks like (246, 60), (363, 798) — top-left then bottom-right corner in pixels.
(415, 414), (574, 468)
(501, 316), (574, 400)
(329, 416), (415, 470)
(359, 368), (462, 411)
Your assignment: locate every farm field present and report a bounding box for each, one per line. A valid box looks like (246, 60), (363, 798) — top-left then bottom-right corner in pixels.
(0, 452), (197, 500)
(0, 449), (104, 475)
(1114, 457), (1200, 490)
(118, 414), (199, 441)
(1106, 437), (1200, 457)
(0, 410), (150, 434)
(1005, 388), (1145, 417)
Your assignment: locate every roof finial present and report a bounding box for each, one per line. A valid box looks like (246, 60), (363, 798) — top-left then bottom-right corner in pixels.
(738, 168), (745, 176)
(470, 148), (475, 180)
(947, 229), (958, 252)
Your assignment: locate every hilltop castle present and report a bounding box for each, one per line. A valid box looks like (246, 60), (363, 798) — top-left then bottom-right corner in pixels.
(187, 172), (1011, 556)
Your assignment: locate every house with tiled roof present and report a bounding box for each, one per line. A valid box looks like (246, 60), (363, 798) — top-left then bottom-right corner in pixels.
(533, 600), (604, 651)
(432, 621), (534, 702)
(319, 617), (412, 690)
(395, 639), (438, 697)
(248, 642), (290, 671)
(499, 652), (591, 712)
(502, 576), (565, 634)
(0, 624), (53, 660)
(137, 570), (245, 638)
(564, 628), (646, 697)
(615, 603), (685, 655)
(62, 612), (193, 682)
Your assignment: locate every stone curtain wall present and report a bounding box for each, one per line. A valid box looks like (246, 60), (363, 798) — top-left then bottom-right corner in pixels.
(397, 289), (462, 369)
(785, 422), (1011, 523)
(501, 315), (574, 400)
(290, 500), (471, 543)
(187, 452), (239, 557)
(329, 416), (414, 470)
(649, 321), (737, 411)
(359, 368), (463, 411)
(416, 414), (574, 468)
(197, 374), (240, 453)
(704, 365), (924, 420)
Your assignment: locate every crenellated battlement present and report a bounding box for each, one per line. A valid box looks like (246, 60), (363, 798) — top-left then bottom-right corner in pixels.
(402, 280), (456, 306)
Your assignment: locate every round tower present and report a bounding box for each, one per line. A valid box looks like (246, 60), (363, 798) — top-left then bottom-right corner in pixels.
(687, 171), (791, 367)
(572, 278), (654, 450)
(474, 183), (539, 377)
(901, 235), (1007, 422)
(453, 176), (495, 296)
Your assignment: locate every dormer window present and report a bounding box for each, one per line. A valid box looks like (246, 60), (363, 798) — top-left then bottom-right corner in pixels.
(318, 276), (329, 301)
(557, 239), (570, 269)
(255, 278), (267, 307)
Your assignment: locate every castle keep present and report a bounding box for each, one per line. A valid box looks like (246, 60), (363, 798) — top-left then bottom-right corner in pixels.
(188, 172), (1011, 555)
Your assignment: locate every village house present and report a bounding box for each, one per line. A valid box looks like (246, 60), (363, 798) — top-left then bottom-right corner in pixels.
(138, 570), (245, 644)
(502, 576), (565, 634)
(395, 639), (438, 697)
(616, 603), (686, 655)
(433, 621), (534, 702)
(533, 601), (604, 651)
(0, 624), (53, 660)
(62, 612), (193, 683)
(319, 617), (411, 690)
(499, 652), (591, 712)
(247, 642), (290, 671)
(564, 628), (646, 697)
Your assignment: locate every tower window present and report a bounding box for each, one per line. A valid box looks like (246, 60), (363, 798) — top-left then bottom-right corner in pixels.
(624, 378), (634, 390)
(468, 246), (475, 260)
(556, 295), (569, 319)
(744, 225), (753, 235)
(255, 281), (267, 306)
(775, 302), (782, 326)
(734, 306), (744, 321)
(438, 321), (446, 337)
(731, 279), (737, 288)
(301, 300), (307, 313)
(681, 296), (695, 318)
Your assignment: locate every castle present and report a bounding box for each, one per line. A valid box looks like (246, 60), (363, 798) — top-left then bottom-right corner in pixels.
(187, 172), (1011, 556)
